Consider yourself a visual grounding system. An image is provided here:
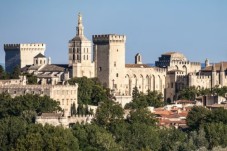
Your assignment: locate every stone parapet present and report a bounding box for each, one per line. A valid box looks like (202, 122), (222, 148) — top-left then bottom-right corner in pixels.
(93, 34), (126, 44)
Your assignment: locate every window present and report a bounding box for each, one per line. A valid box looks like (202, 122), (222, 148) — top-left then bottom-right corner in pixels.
(114, 61), (116, 67)
(116, 73), (118, 77)
(171, 82), (173, 88)
(117, 49), (118, 52)
(73, 54), (75, 60)
(83, 55), (85, 60)
(77, 55), (80, 60)
(99, 67), (102, 71)
(87, 55), (88, 60)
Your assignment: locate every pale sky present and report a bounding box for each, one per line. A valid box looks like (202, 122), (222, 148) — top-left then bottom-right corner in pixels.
(0, 0), (227, 64)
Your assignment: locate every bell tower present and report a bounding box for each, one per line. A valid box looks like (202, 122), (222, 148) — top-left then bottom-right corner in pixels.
(68, 13), (95, 78)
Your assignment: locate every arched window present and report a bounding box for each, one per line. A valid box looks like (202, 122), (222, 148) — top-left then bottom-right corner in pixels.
(77, 55), (80, 60)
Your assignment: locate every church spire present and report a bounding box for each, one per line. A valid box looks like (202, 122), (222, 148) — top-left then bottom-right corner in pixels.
(76, 12), (84, 36)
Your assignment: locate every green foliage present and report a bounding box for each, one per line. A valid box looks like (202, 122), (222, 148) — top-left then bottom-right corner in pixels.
(68, 77), (109, 105)
(94, 99), (124, 128)
(178, 86), (227, 100)
(132, 86), (140, 99)
(72, 124), (121, 151)
(159, 128), (187, 151)
(10, 65), (21, 79)
(0, 93), (61, 120)
(14, 124), (79, 151)
(178, 86), (198, 100)
(212, 86), (227, 97)
(24, 73), (38, 84)
(125, 87), (163, 109)
(0, 65), (9, 79)
(126, 108), (157, 125)
(0, 117), (27, 150)
(186, 106), (211, 130)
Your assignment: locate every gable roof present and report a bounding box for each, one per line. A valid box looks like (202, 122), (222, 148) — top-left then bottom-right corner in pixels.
(34, 53), (46, 58)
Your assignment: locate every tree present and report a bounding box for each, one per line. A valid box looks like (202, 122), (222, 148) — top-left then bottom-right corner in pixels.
(125, 90), (163, 109)
(68, 77), (109, 105)
(146, 90), (163, 107)
(15, 124), (80, 151)
(25, 73), (38, 84)
(0, 65), (9, 79)
(159, 128), (187, 151)
(0, 117), (27, 150)
(132, 86), (140, 99)
(186, 106), (211, 130)
(178, 86), (198, 100)
(94, 99), (124, 128)
(0, 94), (61, 121)
(126, 108), (157, 126)
(71, 102), (77, 116)
(10, 65), (21, 79)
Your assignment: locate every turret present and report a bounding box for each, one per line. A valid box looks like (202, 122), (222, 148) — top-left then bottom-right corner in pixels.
(135, 53), (142, 64)
(205, 58), (209, 67)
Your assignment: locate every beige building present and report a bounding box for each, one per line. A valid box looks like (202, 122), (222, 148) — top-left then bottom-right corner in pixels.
(4, 43), (46, 73)
(0, 77), (78, 117)
(165, 60), (227, 102)
(68, 13), (95, 78)
(93, 34), (166, 96)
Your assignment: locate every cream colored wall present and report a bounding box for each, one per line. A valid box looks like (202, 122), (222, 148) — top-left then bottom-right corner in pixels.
(20, 43), (45, 68)
(0, 84), (78, 117)
(93, 35), (126, 88)
(50, 84), (78, 116)
(124, 67), (166, 96)
(169, 61), (201, 74)
(72, 62), (95, 78)
(189, 73), (212, 88)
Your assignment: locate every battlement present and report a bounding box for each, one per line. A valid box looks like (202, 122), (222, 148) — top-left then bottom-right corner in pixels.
(190, 62), (201, 66)
(4, 43), (46, 50)
(4, 44), (20, 49)
(0, 83), (78, 89)
(154, 67), (167, 73)
(92, 34), (126, 44)
(196, 75), (211, 79)
(170, 60), (201, 66)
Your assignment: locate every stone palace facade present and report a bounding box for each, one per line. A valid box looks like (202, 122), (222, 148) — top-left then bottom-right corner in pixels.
(3, 13), (227, 104)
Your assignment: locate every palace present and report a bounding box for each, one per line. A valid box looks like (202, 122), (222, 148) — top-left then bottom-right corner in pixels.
(3, 13), (227, 104)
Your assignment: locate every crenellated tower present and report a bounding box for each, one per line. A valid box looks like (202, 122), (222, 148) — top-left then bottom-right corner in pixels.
(93, 34), (126, 93)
